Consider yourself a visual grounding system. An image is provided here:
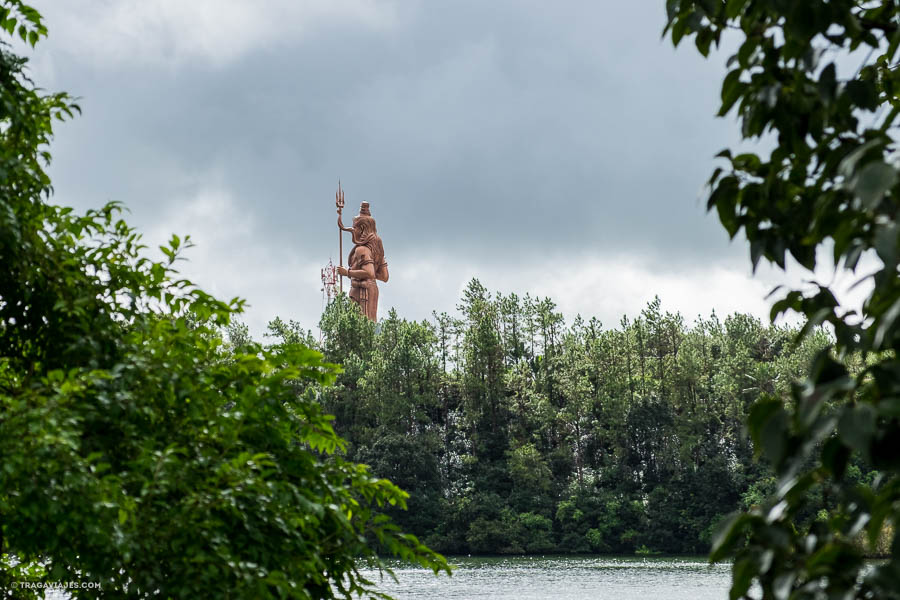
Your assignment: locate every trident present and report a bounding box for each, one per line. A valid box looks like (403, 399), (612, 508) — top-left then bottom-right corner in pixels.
(335, 181), (354, 293)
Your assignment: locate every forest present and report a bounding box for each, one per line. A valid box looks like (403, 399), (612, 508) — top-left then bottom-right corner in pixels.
(245, 281), (875, 556)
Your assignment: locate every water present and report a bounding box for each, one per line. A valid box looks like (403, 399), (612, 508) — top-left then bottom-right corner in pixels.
(38, 555), (731, 599)
(365, 555), (732, 600)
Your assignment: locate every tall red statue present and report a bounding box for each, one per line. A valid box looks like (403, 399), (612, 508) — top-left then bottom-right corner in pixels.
(335, 185), (388, 321)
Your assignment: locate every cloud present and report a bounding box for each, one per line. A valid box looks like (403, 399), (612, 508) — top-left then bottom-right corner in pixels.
(126, 172), (877, 339)
(40, 0), (741, 261)
(142, 180), (323, 336)
(133, 176), (778, 336)
(35, 0), (401, 69)
(30, 0), (869, 339)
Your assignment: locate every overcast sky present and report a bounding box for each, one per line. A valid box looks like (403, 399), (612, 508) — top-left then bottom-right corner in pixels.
(25, 1), (869, 337)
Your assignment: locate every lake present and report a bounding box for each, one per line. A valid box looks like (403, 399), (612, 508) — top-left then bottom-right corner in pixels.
(42, 555), (731, 598)
(365, 555), (732, 600)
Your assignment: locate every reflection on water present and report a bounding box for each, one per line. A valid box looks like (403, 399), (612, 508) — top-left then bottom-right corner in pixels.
(364, 555), (731, 600)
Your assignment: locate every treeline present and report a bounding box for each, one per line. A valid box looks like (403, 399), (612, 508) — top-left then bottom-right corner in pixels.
(250, 280), (871, 556)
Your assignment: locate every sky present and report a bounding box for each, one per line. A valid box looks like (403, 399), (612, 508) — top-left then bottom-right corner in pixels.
(24, 0), (873, 337)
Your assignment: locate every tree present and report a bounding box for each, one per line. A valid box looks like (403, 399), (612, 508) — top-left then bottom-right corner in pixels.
(316, 293), (377, 445)
(309, 270), (839, 556)
(458, 279), (507, 460)
(0, 3), (447, 597)
(666, 1), (900, 597)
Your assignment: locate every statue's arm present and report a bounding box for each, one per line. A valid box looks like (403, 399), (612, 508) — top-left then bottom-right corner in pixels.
(337, 248), (375, 280)
(376, 262), (389, 283)
(338, 263), (375, 280)
(337, 214), (354, 233)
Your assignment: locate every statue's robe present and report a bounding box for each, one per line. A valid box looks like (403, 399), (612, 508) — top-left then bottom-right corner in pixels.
(348, 245), (384, 321)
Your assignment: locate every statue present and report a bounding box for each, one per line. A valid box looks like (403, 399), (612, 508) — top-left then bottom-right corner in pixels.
(335, 184), (388, 321)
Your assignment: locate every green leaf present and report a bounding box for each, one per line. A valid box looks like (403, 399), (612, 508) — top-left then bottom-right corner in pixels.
(750, 237), (764, 272)
(873, 297), (900, 350)
(772, 572), (795, 600)
(808, 348), (848, 386)
(720, 69), (746, 116)
(730, 555), (757, 600)
(838, 404), (877, 454)
(749, 397), (789, 464)
(821, 436), (850, 479)
(852, 161), (897, 209)
(873, 222), (898, 269)
(888, 29), (900, 62)
(709, 176), (741, 237)
(845, 80), (878, 111)
(725, 0), (750, 19)
(666, 0), (680, 22)
(876, 397), (900, 418)
(710, 512), (751, 562)
(817, 63), (837, 102)
(737, 38), (756, 67)
(838, 139), (882, 179)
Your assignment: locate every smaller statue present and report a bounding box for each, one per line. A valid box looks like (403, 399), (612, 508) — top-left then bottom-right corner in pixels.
(335, 195), (388, 321)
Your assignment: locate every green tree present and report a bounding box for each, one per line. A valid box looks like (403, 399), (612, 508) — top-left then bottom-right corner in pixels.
(317, 294), (377, 445)
(312, 275), (835, 556)
(458, 279), (507, 460)
(0, 3), (447, 596)
(666, 1), (900, 597)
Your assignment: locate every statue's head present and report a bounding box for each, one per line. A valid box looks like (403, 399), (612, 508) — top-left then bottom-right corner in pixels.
(350, 201), (385, 264)
(352, 202), (377, 241)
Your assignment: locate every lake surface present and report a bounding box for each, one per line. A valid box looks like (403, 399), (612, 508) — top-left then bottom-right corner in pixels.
(366, 555), (732, 600)
(41, 555), (731, 599)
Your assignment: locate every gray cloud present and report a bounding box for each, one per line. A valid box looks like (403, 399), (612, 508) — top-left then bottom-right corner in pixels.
(30, 0), (770, 334)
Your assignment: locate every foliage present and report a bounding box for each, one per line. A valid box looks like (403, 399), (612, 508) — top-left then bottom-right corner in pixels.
(316, 282), (845, 557)
(0, 3), (448, 597)
(665, 0), (900, 597)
